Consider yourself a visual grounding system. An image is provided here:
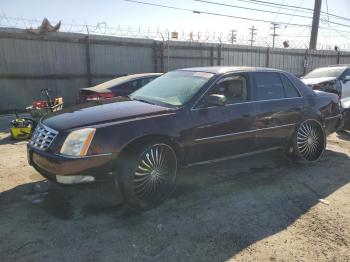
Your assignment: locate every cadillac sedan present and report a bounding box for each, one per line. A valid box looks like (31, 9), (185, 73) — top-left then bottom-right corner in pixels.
(27, 67), (342, 209)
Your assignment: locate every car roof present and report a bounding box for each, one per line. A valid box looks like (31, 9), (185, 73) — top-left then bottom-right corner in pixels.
(177, 66), (285, 74)
(82, 73), (162, 92)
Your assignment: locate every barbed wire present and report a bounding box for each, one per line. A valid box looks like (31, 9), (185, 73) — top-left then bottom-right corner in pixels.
(1, 14), (350, 51)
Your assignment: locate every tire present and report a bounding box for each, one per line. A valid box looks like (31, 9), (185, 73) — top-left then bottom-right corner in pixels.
(286, 119), (326, 162)
(116, 141), (178, 210)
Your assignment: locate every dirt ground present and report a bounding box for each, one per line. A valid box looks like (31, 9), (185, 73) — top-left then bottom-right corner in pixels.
(0, 114), (350, 262)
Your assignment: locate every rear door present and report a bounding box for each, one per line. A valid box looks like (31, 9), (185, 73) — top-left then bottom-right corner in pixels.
(252, 72), (305, 149)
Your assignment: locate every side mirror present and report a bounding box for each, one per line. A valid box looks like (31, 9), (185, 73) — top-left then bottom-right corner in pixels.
(207, 94), (226, 106)
(343, 76), (350, 83)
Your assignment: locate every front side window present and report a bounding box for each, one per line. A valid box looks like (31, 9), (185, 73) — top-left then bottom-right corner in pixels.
(253, 72), (284, 100)
(130, 71), (214, 106)
(205, 75), (248, 105)
(342, 69), (350, 80)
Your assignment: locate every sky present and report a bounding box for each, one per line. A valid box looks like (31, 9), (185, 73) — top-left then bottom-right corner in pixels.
(1, 0), (350, 49)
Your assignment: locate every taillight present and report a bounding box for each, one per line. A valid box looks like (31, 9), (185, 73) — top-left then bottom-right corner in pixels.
(85, 92), (115, 101)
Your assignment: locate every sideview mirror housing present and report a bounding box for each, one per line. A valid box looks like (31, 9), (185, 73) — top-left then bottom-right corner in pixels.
(207, 94), (226, 106)
(343, 76), (350, 83)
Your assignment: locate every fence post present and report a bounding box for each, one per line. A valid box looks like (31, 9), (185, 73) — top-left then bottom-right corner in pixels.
(153, 41), (158, 72)
(159, 42), (165, 73)
(217, 44), (222, 66)
(85, 35), (92, 87)
(265, 47), (270, 68)
(303, 49), (309, 76)
(210, 46), (214, 66)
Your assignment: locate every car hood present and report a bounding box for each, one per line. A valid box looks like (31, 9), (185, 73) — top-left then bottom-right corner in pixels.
(301, 77), (337, 86)
(42, 97), (173, 131)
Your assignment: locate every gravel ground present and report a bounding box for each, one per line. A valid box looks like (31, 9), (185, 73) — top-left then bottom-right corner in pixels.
(0, 114), (350, 262)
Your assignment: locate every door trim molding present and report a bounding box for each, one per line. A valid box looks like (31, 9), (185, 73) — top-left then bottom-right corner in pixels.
(194, 123), (296, 142)
(186, 147), (281, 167)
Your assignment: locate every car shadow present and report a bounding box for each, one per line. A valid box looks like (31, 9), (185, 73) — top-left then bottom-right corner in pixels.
(336, 130), (350, 141)
(0, 149), (349, 261)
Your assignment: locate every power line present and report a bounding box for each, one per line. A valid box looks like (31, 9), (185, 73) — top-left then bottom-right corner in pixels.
(229, 0), (350, 23)
(124, 0), (311, 28)
(228, 0), (312, 15)
(193, 0), (350, 28)
(279, 0), (306, 38)
(272, 0), (286, 22)
(194, 0), (313, 20)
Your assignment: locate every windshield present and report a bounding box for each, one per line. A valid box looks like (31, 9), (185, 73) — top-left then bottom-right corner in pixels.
(130, 70), (214, 106)
(303, 67), (346, 79)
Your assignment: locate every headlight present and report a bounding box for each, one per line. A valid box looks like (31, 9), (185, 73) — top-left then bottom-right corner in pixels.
(60, 128), (96, 156)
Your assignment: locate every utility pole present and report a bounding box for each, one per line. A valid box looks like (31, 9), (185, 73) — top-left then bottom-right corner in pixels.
(270, 22), (280, 48)
(249, 26), (257, 46)
(309, 0), (322, 50)
(230, 29), (237, 44)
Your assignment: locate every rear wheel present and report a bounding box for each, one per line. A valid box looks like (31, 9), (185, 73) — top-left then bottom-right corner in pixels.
(287, 119), (326, 162)
(116, 142), (177, 210)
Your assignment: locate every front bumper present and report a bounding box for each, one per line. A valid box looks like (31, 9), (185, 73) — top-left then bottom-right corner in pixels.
(27, 144), (115, 184)
(324, 114), (343, 134)
(342, 108), (350, 130)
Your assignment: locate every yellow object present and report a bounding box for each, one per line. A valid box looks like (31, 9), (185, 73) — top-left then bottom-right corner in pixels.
(10, 118), (33, 140)
(54, 97), (63, 105)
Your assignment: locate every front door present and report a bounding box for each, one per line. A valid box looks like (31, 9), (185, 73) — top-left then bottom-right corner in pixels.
(188, 73), (256, 163)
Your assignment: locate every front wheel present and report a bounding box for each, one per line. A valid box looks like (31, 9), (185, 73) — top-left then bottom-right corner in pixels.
(116, 142), (178, 210)
(286, 119), (326, 162)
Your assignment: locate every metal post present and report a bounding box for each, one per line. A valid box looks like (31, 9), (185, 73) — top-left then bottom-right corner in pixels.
(153, 41), (158, 72)
(270, 23), (280, 48)
(85, 26), (92, 87)
(266, 47), (270, 68)
(249, 26), (257, 46)
(217, 44), (222, 65)
(303, 49), (309, 75)
(160, 42), (165, 73)
(309, 0), (322, 50)
(210, 46), (214, 66)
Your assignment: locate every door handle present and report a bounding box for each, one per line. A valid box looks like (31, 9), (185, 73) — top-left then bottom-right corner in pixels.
(243, 114), (250, 117)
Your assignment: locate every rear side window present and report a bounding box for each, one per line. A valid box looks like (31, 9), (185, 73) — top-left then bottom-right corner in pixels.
(253, 72), (284, 100)
(280, 74), (300, 98)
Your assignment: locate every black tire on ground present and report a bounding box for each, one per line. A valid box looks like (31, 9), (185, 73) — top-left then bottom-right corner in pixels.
(115, 141), (178, 210)
(286, 119), (326, 162)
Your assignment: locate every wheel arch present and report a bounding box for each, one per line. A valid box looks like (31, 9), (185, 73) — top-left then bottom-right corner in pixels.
(113, 134), (183, 172)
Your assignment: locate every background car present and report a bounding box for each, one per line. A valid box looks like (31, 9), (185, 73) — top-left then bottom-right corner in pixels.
(28, 67), (342, 210)
(78, 73), (162, 102)
(301, 65), (350, 129)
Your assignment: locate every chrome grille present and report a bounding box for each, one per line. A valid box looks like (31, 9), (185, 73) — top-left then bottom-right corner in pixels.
(29, 124), (58, 150)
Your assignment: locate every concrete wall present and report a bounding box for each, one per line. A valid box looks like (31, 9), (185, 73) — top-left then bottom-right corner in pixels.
(1, 28), (350, 113)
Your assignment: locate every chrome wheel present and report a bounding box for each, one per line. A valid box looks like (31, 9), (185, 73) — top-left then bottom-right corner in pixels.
(133, 143), (177, 202)
(296, 120), (325, 161)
